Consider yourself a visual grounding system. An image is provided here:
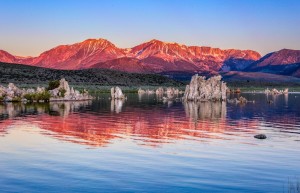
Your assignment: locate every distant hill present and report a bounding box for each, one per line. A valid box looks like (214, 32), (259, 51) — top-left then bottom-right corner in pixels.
(0, 62), (184, 87)
(245, 49), (300, 77)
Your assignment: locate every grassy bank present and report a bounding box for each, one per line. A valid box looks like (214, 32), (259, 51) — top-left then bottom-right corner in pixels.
(227, 85), (300, 92)
(227, 82), (300, 92)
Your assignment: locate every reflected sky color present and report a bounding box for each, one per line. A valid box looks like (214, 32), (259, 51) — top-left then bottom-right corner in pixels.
(0, 93), (300, 192)
(0, 0), (300, 56)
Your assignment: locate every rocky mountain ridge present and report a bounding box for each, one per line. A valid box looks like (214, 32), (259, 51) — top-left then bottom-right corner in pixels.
(0, 38), (261, 73)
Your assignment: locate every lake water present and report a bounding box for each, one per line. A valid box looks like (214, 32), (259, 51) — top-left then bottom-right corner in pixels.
(0, 93), (300, 193)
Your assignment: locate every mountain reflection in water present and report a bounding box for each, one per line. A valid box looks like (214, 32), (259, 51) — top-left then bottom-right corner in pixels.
(1, 93), (299, 148)
(0, 98), (239, 147)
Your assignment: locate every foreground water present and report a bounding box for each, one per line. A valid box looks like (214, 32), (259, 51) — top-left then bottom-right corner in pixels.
(0, 93), (300, 193)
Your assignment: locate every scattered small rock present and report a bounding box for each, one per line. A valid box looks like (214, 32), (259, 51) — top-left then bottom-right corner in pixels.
(138, 88), (146, 95)
(155, 87), (164, 95)
(227, 96), (248, 104)
(265, 88), (288, 95)
(254, 134), (267, 139)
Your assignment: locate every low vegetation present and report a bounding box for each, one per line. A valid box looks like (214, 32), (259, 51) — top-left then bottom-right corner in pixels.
(11, 97), (22, 102)
(0, 62), (183, 87)
(23, 91), (51, 102)
(59, 88), (66, 97)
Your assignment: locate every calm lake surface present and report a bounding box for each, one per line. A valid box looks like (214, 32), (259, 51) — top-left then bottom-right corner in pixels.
(0, 93), (300, 193)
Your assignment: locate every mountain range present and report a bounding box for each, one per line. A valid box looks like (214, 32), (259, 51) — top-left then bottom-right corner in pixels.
(1, 38), (300, 78)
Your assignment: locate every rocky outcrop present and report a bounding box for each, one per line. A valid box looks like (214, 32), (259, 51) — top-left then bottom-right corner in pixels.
(0, 83), (38, 102)
(110, 87), (125, 112)
(139, 88), (158, 95)
(166, 87), (180, 99)
(227, 88), (241, 93)
(0, 78), (92, 102)
(146, 89), (155, 94)
(0, 83), (24, 102)
(139, 87), (183, 100)
(156, 87), (164, 95)
(49, 78), (92, 101)
(111, 87), (125, 99)
(183, 75), (228, 102)
(227, 96), (249, 104)
(162, 87), (182, 100)
(265, 88), (288, 95)
(138, 88), (146, 95)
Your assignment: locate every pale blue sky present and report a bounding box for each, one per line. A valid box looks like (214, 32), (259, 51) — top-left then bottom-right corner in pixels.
(0, 0), (299, 56)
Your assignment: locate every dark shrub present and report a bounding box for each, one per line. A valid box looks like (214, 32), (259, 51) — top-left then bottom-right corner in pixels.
(59, 88), (66, 97)
(23, 91), (51, 102)
(47, 80), (60, 90)
(12, 97), (22, 102)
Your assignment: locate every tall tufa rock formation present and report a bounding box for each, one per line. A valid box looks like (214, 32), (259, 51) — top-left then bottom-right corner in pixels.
(48, 78), (92, 101)
(111, 87), (125, 100)
(183, 75), (228, 101)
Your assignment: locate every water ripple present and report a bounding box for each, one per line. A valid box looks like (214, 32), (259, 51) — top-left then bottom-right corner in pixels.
(1, 93), (300, 192)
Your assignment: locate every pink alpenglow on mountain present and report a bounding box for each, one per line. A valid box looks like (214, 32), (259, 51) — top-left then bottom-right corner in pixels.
(0, 38), (261, 73)
(0, 50), (17, 63)
(250, 49), (300, 67)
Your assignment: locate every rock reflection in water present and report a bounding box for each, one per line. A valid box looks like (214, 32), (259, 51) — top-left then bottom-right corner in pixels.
(0, 101), (91, 119)
(184, 101), (226, 121)
(284, 94), (288, 105)
(50, 101), (92, 117)
(111, 99), (124, 113)
(0, 103), (25, 119)
(138, 93), (143, 101)
(0, 96), (266, 147)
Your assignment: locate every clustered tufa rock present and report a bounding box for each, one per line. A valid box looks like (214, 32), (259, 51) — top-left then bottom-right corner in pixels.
(138, 87), (183, 100)
(0, 78), (92, 102)
(183, 74), (228, 102)
(49, 78), (92, 101)
(265, 88), (288, 95)
(227, 96), (249, 104)
(0, 83), (27, 102)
